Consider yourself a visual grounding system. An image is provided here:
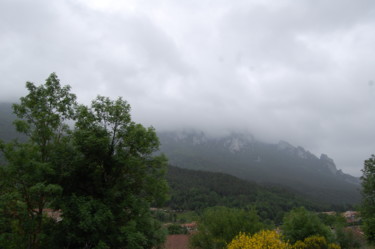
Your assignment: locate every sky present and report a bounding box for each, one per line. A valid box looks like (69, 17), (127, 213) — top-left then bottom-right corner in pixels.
(1, 0), (375, 176)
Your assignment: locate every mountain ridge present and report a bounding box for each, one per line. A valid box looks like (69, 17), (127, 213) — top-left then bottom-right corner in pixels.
(157, 130), (361, 205)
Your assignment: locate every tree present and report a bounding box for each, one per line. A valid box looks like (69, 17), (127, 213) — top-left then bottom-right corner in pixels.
(334, 226), (362, 249)
(0, 73), (76, 249)
(54, 96), (168, 248)
(189, 206), (263, 249)
(282, 207), (333, 244)
(360, 155), (375, 244)
(227, 230), (290, 249)
(0, 73), (169, 249)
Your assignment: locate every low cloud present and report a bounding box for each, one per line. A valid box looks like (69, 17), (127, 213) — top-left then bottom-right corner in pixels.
(1, 0), (374, 176)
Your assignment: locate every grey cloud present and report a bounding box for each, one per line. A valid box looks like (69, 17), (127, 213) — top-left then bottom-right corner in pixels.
(0, 0), (374, 176)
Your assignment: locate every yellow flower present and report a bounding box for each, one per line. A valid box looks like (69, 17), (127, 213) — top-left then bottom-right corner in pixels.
(227, 230), (291, 249)
(291, 235), (341, 249)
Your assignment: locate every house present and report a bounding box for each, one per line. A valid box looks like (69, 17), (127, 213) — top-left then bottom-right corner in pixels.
(181, 222), (197, 232)
(342, 211), (360, 223)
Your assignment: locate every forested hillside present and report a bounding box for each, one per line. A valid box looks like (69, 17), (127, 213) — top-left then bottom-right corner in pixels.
(166, 165), (336, 223)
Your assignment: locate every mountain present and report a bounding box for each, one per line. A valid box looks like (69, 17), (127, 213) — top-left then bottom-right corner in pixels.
(158, 130), (361, 205)
(0, 102), (23, 142)
(0, 102), (361, 205)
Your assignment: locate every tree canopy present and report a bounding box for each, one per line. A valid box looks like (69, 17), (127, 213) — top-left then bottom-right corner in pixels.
(0, 73), (168, 249)
(189, 206), (263, 249)
(282, 207), (333, 244)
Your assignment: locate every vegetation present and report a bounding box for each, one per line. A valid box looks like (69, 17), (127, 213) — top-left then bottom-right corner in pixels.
(228, 231), (341, 249)
(227, 230), (290, 249)
(165, 224), (188, 235)
(166, 165), (327, 224)
(361, 155), (375, 245)
(0, 73), (168, 249)
(158, 131), (361, 205)
(189, 206), (263, 249)
(292, 235), (341, 249)
(282, 207), (333, 244)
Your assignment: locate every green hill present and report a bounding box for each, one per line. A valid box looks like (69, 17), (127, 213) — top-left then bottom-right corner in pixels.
(166, 165), (335, 223)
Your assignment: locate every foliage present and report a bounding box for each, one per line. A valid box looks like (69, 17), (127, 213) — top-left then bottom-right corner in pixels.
(0, 73), (168, 249)
(334, 226), (362, 249)
(227, 230), (290, 249)
(282, 207), (333, 244)
(226, 231), (342, 249)
(292, 235), (341, 249)
(318, 213), (346, 228)
(166, 224), (188, 235)
(175, 210), (199, 223)
(166, 165), (326, 223)
(190, 206), (263, 249)
(0, 73), (76, 249)
(361, 155), (375, 244)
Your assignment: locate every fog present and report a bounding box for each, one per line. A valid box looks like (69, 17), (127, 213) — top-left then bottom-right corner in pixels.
(1, 0), (375, 176)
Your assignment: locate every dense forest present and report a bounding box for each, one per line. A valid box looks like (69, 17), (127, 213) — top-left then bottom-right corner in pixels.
(165, 165), (333, 223)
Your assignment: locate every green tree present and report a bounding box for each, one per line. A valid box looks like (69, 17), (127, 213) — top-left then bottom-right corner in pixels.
(334, 226), (361, 249)
(282, 207), (333, 244)
(361, 155), (375, 244)
(0, 73), (76, 249)
(190, 206), (263, 249)
(54, 96), (168, 248)
(0, 73), (169, 249)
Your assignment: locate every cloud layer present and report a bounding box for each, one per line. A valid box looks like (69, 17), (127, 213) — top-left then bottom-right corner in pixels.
(1, 0), (375, 176)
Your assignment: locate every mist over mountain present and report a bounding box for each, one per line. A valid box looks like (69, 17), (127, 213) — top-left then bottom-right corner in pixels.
(158, 130), (361, 205)
(0, 102), (361, 205)
(0, 102), (23, 142)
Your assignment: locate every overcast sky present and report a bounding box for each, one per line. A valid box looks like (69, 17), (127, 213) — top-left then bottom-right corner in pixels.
(1, 0), (375, 176)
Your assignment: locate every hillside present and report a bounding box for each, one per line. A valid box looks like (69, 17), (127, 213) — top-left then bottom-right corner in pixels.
(159, 131), (361, 205)
(166, 165), (331, 223)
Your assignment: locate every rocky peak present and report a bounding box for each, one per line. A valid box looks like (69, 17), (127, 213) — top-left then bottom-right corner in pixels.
(172, 131), (207, 145)
(320, 154), (337, 174)
(277, 141), (317, 160)
(277, 140), (295, 152)
(223, 133), (255, 153)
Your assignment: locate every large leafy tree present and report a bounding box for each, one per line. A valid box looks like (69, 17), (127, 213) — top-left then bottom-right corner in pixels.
(0, 73), (76, 249)
(282, 207), (333, 244)
(361, 155), (375, 244)
(54, 96), (168, 248)
(190, 206), (263, 249)
(0, 73), (168, 249)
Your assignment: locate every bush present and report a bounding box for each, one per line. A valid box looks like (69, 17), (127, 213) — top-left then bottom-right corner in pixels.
(227, 230), (290, 249)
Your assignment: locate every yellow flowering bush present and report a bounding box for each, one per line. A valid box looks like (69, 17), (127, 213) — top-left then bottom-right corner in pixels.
(292, 235), (341, 249)
(227, 230), (290, 249)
